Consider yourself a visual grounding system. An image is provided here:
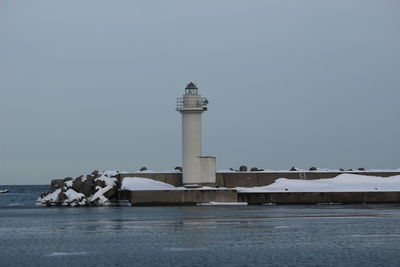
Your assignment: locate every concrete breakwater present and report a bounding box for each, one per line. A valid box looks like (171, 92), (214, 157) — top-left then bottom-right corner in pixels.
(117, 171), (400, 188)
(238, 191), (400, 205)
(119, 189), (238, 206)
(45, 170), (400, 206)
(118, 190), (400, 206)
(51, 171), (400, 191)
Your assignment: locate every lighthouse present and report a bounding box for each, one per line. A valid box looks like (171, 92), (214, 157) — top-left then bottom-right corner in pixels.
(176, 82), (216, 186)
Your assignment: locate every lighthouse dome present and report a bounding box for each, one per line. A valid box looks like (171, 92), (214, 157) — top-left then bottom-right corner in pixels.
(185, 82), (198, 90)
(185, 82), (198, 95)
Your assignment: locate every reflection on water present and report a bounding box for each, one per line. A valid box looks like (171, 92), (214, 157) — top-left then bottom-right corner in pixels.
(164, 247), (207, 252)
(48, 252), (89, 257)
(349, 237), (400, 238)
(1, 187), (400, 266)
(46, 210), (391, 232)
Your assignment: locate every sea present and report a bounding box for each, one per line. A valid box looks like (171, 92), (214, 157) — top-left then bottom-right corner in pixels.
(1, 185), (400, 266)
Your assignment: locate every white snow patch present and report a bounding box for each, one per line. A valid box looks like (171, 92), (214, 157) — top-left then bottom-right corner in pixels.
(88, 185), (113, 205)
(121, 178), (232, 191)
(65, 180), (73, 187)
(88, 171), (118, 205)
(237, 174), (400, 193)
(64, 189), (85, 202)
(121, 177), (176, 191)
(216, 169), (236, 173)
(95, 172), (117, 187)
(39, 189), (61, 202)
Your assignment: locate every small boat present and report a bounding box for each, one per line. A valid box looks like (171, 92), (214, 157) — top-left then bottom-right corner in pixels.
(0, 189), (9, 194)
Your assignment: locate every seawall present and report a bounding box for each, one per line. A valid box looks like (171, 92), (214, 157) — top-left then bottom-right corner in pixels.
(51, 171), (400, 191)
(119, 189), (237, 206)
(238, 191), (400, 205)
(117, 171), (400, 188)
(48, 171), (400, 205)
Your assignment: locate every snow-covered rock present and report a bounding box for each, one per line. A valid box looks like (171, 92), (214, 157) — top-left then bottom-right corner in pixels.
(58, 189), (86, 206)
(38, 188), (62, 205)
(37, 171), (119, 207)
(88, 172), (118, 205)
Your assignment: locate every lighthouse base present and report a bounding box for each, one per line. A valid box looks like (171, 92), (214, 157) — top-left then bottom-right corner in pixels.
(182, 156), (216, 185)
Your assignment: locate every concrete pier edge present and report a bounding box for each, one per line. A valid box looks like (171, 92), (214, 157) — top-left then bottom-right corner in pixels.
(51, 171), (400, 206)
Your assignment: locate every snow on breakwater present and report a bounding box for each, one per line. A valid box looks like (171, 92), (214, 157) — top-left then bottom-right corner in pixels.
(121, 177), (176, 191)
(122, 174), (400, 193)
(121, 177), (228, 191)
(38, 172), (400, 206)
(237, 174), (400, 193)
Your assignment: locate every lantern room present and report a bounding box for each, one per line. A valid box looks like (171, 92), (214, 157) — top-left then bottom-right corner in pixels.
(185, 82), (198, 95)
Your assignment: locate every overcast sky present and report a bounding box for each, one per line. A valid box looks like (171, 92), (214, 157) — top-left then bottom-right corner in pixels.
(1, 0), (399, 185)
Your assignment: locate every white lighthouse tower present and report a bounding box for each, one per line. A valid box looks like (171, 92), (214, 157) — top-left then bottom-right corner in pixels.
(176, 82), (216, 186)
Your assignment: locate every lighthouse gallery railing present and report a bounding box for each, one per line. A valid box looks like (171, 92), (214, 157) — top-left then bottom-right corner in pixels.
(176, 97), (208, 111)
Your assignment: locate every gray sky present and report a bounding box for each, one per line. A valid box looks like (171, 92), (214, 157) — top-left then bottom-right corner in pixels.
(1, 0), (399, 185)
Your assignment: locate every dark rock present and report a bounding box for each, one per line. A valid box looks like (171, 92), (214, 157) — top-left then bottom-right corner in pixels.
(63, 177), (73, 182)
(63, 179), (75, 188)
(289, 167), (298, 171)
(358, 167), (365, 171)
(139, 167), (148, 172)
(103, 187), (117, 199)
(348, 169), (353, 171)
(58, 192), (67, 202)
(94, 179), (106, 188)
(40, 191), (50, 198)
(229, 168), (236, 172)
(339, 168), (345, 171)
(91, 170), (100, 178)
(174, 166), (183, 172)
(250, 167), (259, 172)
(81, 176), (95, 197)
(239, 165), (248, 172)
(72, 177), (83, 192)
(91, 198), (101, 206)
(50, 179), (64, 191)
(309, 167), (317, 171)
(80, 200), (89, 207)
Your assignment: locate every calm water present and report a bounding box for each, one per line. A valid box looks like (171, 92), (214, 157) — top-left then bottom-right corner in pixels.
(1, 186), (400, 266)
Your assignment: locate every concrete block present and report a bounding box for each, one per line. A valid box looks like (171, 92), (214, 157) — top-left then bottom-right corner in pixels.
(117, 171), (400, 191)
(238, 191), (400, 205)
(122, 189), (237, 206)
